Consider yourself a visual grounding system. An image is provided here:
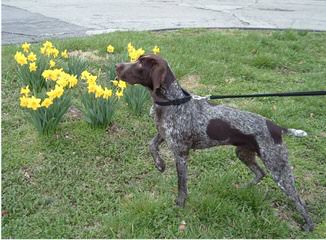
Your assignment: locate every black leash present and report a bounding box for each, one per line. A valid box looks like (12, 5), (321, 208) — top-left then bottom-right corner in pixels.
(155, 90), (326, 106)
(209, 90), (326, 100)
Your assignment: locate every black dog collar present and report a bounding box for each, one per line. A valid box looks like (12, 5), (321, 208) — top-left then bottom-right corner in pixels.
(154, 89), (192, 106)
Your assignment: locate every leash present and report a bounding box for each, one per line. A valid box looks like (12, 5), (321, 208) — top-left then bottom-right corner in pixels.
(155, 90), (326, 106)
(208, 90), (326, 100)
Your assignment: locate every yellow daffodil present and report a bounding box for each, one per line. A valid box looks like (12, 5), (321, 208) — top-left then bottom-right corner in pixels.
(40, 46), (46, 55)
(86, 75), (97, 85)
(22, 42), (31, 53)
(111, 80), (119, 86)
(40, 41), (60, 57)
(42, 70), (51, 80)
(56, 76), (69, 88)
(54, 68), (64, 79)
(27, 52), (37, 62)
(137, 48), (145, 56)
(117, 80), (127, 89)
(14, 51), (27, 66)
(41, 97), (53, 108)
(61, 49), (68, 58)
(46, 89), (57, 99)
(95, 85), (104, 98)
(50, 48), (59, 58)
(68, 75), (78, 88)
(127, 42), (134, 53)
(49, 60), (56, 68)
(20, 96), (29, 108)
(29, 62), (37, 72)
(42, 69), (63, 81)
(46, 84), (64, 99)
(116, 89), (124, 98)
(20, 86), (30, 96)
(81, 70), (91, 80)
(54, 85), (64, 98)
(129, 47), (144, 62)
(107, 44), (114, 53)
(43, 41), (53, 49)
(27, 96), (41, 110)
(152, 45), (160, 54)
(102, 87), (113, 100)
(87, 83), (97, 94)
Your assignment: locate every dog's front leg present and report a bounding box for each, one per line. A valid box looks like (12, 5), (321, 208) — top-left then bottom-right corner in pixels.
(149, 133), (165, 172)
(174, 151), (188, 207)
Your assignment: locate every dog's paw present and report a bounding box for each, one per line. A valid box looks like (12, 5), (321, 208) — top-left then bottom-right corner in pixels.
(302, 223), (314, 232)
(175, 196), (186, 208)
(155, 159), (166, 173)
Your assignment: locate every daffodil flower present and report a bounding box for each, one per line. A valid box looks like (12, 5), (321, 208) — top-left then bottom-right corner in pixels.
(81, 70), (91, 80)
(41, 98), (53, 108)
(102, 88), (113, 100)
(29, 62), (37, 72)
(43, 41), (53, 49)
(61, 49), (68, 58)
(107, 45), (114, 53)
(20, 95), (29, 108)
(116, 89), (124, 98)
(22, 42), (31, 53)
(68, 75), (78, 88)
(128, 42), (134, 52)
(87, 75), (97, 85)
(87, 84), (97, 94)
(54, 85), (64, 98)
(50, 48), (59, 58)
(20, 86), (30, 96)
(47, 85), (64, 99)
(14, 51), (27, 66)
(46, 89), (57, 99)
(111, 80), (119, 86)
(27, 52), (37, 62)
(56, 76), (69, 88)
(117, 80), (127, 89)
(27, 96), (41, 110)
(152, 46), (160, 54)
(49, 60), (56, 68)
(95, 85), (104, 98)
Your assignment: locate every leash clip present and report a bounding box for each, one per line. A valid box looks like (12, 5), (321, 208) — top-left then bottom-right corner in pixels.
(192, 95), (210, 100)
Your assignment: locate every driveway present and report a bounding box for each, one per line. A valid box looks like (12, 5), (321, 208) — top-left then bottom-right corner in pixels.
(2, 0), (326, 44)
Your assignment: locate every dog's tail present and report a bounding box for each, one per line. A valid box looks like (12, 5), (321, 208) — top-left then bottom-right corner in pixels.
(284, 128), (308, 137)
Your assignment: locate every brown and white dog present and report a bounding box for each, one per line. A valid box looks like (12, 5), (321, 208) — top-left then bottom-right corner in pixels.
(115, 54), (314, 231)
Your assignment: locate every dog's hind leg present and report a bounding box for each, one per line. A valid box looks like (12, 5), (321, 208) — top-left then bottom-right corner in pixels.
(260, 144), (314, 231)
(236, 146), (266, 187)
(149, 133), (165, 172)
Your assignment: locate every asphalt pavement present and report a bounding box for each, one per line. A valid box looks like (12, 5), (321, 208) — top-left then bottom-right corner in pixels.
(2, 0), (326, 44)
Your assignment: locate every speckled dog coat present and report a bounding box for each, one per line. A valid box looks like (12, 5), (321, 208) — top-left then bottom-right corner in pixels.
(116, 54), (314, 231)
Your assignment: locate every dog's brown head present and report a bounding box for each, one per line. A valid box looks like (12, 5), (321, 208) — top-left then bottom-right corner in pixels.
(115, 54), (172, 91)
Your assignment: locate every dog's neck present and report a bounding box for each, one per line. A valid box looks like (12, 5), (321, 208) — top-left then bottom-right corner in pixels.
(151, 67), (185, 102)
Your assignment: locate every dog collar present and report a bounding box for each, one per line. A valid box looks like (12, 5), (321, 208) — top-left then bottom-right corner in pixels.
(154, 88), (192, 106)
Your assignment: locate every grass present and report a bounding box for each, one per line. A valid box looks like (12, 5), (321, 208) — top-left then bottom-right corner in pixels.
(2, 29), (326, 238)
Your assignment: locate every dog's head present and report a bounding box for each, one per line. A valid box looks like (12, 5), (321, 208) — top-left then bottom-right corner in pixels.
(115, 54), (171, 91)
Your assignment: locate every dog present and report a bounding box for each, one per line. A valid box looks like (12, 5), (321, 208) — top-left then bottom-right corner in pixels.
(115, 54), (314, 231)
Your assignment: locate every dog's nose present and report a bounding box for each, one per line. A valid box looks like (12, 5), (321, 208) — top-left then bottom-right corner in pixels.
(115, 63), (124, 72)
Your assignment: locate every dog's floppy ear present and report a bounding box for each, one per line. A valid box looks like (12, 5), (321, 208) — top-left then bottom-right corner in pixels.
(151, 60), (166, 91)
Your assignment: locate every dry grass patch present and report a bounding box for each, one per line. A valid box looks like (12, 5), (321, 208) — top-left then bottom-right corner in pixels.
(179, 74), (205, 92)
(69, 50), (104, 61)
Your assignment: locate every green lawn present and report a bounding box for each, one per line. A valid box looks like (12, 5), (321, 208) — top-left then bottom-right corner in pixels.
(2, 29), (326, 238)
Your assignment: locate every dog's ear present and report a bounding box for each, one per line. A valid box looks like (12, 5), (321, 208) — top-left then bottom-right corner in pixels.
(151, 60), (166, 91)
